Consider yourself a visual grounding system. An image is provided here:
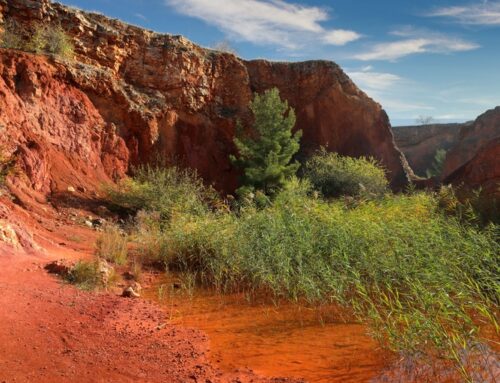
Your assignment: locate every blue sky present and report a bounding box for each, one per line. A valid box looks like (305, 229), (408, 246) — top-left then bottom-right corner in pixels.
(62, 0), (500, 126)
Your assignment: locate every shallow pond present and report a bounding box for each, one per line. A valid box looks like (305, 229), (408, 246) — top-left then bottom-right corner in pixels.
(144, 275), (394, 382)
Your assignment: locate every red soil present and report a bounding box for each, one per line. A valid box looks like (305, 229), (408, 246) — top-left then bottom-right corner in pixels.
(0, 213), (297, 383)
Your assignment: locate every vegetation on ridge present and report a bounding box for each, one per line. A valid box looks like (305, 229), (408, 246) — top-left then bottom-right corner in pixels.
(0, 19), (74, 59)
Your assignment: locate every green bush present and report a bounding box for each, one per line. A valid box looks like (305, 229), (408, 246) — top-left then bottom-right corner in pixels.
(426, 148), (447, 178)
(161, 182), (499, 365)
(303, 149), (388, 198)
(107, 165), (219, 224)
(437, 184), (500, 225)
(27, 24), (74, 59)
(65, 259), (116, 291)
(95, 224), (128, 265)
(0, 20), (25, 50)
(110, 165), (499, 376)
(231, 88), (302, 196)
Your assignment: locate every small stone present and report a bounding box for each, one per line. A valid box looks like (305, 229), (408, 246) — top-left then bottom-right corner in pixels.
(122, 287), (140, 298)
(130, 282), (142, 293)
(92, 218), (104, 227)
(45, 260), (74, 276)
(84, 220), (93, 228)
(67, 186), (76, 193)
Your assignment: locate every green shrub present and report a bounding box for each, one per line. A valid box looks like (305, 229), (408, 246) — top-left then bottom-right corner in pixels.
(0, 20), (25, 50)
(161, 183), (499, 366)
(426, 148), (447, 178)
(437, 184), (500, 225)
(27, 24), (74, 59)
(65, 259), (116, 291)
(112, 164), (498, 377)
(132, 210), (169, 264)
(231, 88), (302, 196)
(95, 224), (128, 265)
(107, 165), (219, 224)
(303, 149), (388, 198)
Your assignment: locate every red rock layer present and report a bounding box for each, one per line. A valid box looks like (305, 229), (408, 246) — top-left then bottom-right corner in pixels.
(1, 0), (410, 195)
(443, 107), (500, 197)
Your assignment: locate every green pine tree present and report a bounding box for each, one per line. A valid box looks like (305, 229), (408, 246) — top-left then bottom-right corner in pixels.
(230, 88), (302, 196)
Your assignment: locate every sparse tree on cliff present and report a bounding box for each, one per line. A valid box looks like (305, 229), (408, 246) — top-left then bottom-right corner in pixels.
(230, 88), (302, 196)
(416, 115), (434, 125)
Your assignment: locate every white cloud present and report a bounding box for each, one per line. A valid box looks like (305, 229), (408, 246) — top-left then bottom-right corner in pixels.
(165, 0), (361, 49)
(352, 29), (479, 61)
(323, 29), (361, 46)
(347, 68), (401, 91)
(346, 66), (434, 117)
(134, 13), (148, 21)
(427, 2), (500, 25)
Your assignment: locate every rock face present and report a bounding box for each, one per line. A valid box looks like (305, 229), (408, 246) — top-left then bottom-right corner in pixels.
(393, 123), (467, 177)
(0, 51), (129, 200)
(443, 107), (500, 197)
(0, 0), (410, 198)
(247, 61), (410, 187)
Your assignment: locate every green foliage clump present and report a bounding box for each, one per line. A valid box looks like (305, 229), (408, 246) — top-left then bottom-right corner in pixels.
(106, 163), (498, 377)
(27, 24), (74, 59)
(303, 149), (388, 198)
(437, 184), (500, 225)
(108, 165), (217, 223)
(0, 20), (24, 50)
(95, 224), (128, 265)
(162, 183), (499, 364)
(231, 88), (302, 196)
(1, 20), (74, 59)
(426, 148), (447, 178)
(65, 259), (115, 291)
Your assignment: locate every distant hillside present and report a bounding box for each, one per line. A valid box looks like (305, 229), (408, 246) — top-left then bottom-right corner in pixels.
(392, 123), (470, 177)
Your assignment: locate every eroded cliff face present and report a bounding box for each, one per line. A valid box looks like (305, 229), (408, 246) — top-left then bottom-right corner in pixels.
(392, 123), (467, 177)
(1, 0), (410, 199)
(443, 107), (500, 197)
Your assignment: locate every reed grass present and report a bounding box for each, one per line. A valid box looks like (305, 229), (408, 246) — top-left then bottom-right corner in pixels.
(109, 166), (499, 376)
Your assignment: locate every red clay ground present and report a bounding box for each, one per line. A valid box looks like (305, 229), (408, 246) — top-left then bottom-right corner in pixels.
(0, 197), (299, 383)
(0, 252), (302, 383)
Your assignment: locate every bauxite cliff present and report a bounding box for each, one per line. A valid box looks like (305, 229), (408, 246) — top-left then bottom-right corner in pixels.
(392, 123), (467, 177)
(0, 0), (410, 197)
(443, 107), (500, 197)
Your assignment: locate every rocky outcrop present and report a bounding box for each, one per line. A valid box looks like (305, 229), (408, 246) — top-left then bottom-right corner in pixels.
(393, 123), (467, 176)
(443, 107), (500, 197)
(0, 51), (129, 201)
(442, 107), (500, 180)
(445, 138), (500, 197)
(247, 61), (409, 187)
(0, 0), (410, 196)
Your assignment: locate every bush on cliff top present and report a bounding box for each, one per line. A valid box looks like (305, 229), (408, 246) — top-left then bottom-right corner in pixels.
(27, 24), (74, 59)
(0, 20), (24, 50)
(0, 19), (74, 59)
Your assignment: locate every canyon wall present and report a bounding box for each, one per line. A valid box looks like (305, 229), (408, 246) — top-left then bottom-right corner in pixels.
(0, 0), (410, 197)
(392, 123), (467, 177)
(443, 107), (500, 197)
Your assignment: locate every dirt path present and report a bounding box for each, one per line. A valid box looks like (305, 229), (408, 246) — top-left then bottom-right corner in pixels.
(0, 248), (299, 383)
